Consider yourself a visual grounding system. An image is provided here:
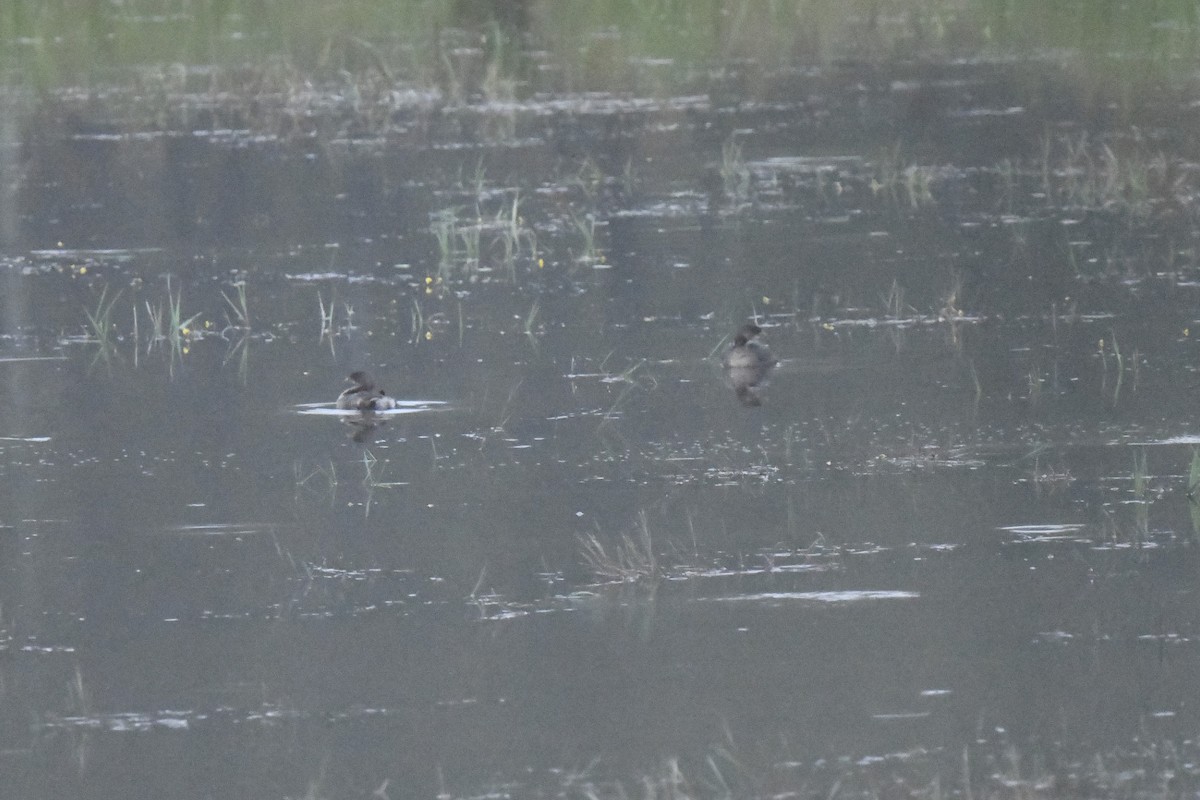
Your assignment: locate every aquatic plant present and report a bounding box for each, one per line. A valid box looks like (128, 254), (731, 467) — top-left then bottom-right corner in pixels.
(1131, 448), (1148, 502)
(220, 281), (250, 332)
(881, 279), (909, 319)
(523, 298), (540, 341)
(969, 360), (982, 401)
(570, 209), (601, 265)
(164, 276), (201, 363)
(903, 165), (936, 207)
(84, 286), (123, 365)
(719, 134), (751, 207)
(496, 191), (538, 281)
(457, 217), (482, 273)
(1029, 457), (1074, 495)
(598, 359), (654, 426)
(431, 195), (539, 282)
(430, 208), (460, 276)
(1025, 365), (1043, 406)
(571, 157), (605, 204)
(1130, 448), (1150, 545)
(578, 512), (658, 583)
(1098, 333), (1136, 403)
(1040, 132), (1188, 219)
(315, 289), (356, 352)
(223, 332), (251, 382)
(408, 296), (437, 344)
(1188, 448), (1200, 500)
(872, 144), (939, 209)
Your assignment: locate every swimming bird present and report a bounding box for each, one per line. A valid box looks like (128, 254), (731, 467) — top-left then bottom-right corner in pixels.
(722, 324), (776, 370)
(336, 371), (397, 411)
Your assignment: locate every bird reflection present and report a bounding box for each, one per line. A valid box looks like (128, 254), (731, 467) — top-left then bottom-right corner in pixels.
(725, 364), (773, 406)
(343, 415), (389, 443)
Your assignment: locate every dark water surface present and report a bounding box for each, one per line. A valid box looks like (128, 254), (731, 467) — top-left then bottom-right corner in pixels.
(4, 9), (1200, 800)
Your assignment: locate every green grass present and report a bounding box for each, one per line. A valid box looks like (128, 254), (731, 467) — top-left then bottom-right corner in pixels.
(84, 286), (123, 365)
(7, 0), (1200, 129)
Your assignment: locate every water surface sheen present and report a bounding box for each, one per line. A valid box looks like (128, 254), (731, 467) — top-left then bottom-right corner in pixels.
(3, 7), (1200, 799)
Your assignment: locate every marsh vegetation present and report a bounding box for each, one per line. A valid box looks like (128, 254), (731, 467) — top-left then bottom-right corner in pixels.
(4, 2), (1200, 799)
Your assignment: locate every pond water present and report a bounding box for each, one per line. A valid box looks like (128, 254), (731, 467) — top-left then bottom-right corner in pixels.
(3, 4), (1200, 799)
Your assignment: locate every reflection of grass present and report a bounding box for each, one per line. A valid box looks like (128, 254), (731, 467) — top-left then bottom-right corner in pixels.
(1029, 457), (1073, 495)
(551, 725), (1200, 799)
(1188, 448), (1200, 499)
(1041, 133), (1189, 218)
(1131, 448), (1148, 502)
(571, 157), (604, 203)
(430, 208), (459, 276)
(523, 298), (540, 341)
(1099, 334), (1130, 402)
(221, 281), (250, 331)
(720, 134), (751, 205)
(65, 664), (92, 716)
(872, 144), (936, 208)
(598, 360), (654, 427)
(1188, 449), (1200, 538)
(409, 296), (427, 343)
(85, 286), (121, 344)
(294, 459), (339, 505)
(1026, 365), (1043, 406)
(223, 332), (251, 382)
(1130, 448), (1150, 545)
